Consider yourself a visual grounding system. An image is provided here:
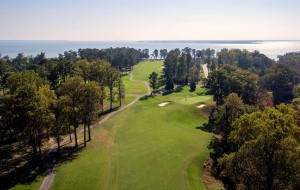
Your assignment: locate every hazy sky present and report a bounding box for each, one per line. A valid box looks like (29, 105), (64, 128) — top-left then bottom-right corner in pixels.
(0, 0), (299, 40)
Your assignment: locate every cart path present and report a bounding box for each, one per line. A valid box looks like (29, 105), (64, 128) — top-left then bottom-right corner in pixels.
(202, 64), (209, 79)
(39, 73), (150, 190)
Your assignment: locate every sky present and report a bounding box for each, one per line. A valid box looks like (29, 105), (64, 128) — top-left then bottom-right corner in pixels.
(0, 0), (300, 40)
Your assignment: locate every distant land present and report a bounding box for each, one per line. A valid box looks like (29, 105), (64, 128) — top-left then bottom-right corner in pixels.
(0, 40), (300, 59)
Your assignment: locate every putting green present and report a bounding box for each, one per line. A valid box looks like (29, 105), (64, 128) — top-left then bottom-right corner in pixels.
(179, 96), (212, 105)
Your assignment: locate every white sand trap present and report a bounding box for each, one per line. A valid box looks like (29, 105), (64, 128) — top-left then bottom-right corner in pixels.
(158, 102), (170, 107)
(197, 104), (206, 108)
(160, 66), (165, 69)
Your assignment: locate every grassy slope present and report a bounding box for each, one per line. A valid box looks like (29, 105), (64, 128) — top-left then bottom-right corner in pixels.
(122, 75), (148, 94)
(50, 60), (213, 190)
(123, 60), (163, 94)
(131, 60), (163, 81)
(9, 95), (137, 190)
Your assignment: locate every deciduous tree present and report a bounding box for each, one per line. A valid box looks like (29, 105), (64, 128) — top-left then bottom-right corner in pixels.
(149, 72), (158, 95)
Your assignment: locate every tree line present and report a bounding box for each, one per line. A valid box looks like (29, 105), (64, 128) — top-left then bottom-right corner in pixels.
(204, 50), (300, 189)
(161, 47), (215, 92)
(0, 49), (130, 160)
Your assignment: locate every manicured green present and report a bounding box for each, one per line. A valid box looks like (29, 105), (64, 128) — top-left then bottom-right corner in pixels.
(122, 60), (163, 94)
(122, 75), (148, 94)
(50, 65), (213, 190)
(179, 96), (212, 105)
(17, 60), (212, 190)
(51, 87), (212, 190)
(131, 60), (163, 81)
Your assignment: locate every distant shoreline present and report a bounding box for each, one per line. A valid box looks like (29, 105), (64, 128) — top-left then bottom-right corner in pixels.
(1, 40), (300, 43)
(1, 40), (299, 59)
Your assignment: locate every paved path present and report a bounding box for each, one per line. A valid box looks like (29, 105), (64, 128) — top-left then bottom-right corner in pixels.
(39, 73), (150, 190)
(202, 64), (209, 79)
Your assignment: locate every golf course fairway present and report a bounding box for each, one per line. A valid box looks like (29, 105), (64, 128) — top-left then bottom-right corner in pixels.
(50, 61), (213, 190)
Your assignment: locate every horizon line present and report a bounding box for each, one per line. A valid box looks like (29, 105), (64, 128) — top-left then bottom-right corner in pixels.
(1, 39), (300, 42)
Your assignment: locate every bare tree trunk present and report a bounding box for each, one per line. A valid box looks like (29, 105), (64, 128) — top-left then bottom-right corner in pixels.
(110, 87), (113, 111)
(119, 83), (122, 107)
(88, 122), (91, 141)
(83, 124), (86, 147)
(101, 99), (104, 112)
(31, 139), (37, 156)
(68, 125), (72, 143)
(101, 86), (105, 113)
(74, 125), (78, 147)
(37, 131), (42, 155)
(38, 142), (42, 155)
(57, 136), (60, 153)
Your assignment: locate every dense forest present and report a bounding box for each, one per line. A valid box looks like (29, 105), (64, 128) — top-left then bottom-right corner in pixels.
(1, 47), (300, 189)
(158, 48), (300, 189)
(202, 50), (300, 189)
(0, 47), (150, 188)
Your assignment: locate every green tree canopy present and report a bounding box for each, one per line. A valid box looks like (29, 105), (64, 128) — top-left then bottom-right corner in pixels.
(219, 105), (300, 190)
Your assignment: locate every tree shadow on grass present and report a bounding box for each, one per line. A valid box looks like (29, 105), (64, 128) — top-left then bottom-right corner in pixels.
(196, 122), (213, 133)
(0, 140), (83, 190)
(140, 95), (150, 101)
(174, 85), (184, 93)
(196, 90), (210, 96)
(54, 145), (84, 169)
(0, 148), (48, 190)
(162, 90), (173, 96)
(98, 107), (120, 117)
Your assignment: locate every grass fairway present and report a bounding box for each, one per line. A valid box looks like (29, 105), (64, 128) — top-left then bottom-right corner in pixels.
(49, 61), (213, 190)
(50, 83), (213, 190)
(179, 96), (211, 105)
(122, 75), (148, 94)
(8, 95), (137, 190)
(10, 60), (215, 190)
(131, 60), (164, 81)
(122, 60), (163, 94)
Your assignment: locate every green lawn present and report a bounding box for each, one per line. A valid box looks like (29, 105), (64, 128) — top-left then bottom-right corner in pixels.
(49, 61), (213, 190)
(122, 75), (148, 94)
(11, 60), (214, 190)
(8, 94), (137, 190)
(50, 84), (213, 190)
(179, 96), (212, 105)
(122, 60), (163, 94)
(131, 60), (164, 81)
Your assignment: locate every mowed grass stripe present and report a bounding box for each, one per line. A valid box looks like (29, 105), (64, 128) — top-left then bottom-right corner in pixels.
(50, 61), (212, 190)
(131, 60), (163, 81)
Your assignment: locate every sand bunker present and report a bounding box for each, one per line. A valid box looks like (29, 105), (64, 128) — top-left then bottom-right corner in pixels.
(160, 66), (165, 69)
(158, 102), (170, 107)
(197, 104), (206, 108)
